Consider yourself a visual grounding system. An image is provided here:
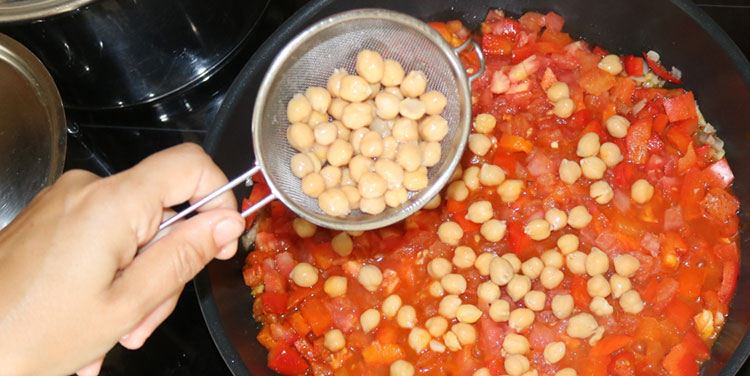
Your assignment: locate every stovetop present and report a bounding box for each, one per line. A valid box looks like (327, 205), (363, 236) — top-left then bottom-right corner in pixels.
(58, 1), (750, 375)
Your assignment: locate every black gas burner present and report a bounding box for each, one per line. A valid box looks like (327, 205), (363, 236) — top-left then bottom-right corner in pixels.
(58, 0), (750, 375)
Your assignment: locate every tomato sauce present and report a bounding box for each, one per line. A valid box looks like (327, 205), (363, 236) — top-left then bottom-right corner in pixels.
(242, 8), (740, 376)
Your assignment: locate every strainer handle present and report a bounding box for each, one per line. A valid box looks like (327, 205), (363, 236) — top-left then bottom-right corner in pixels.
(159, 164), (273, 231)
(454, 38), (485, 83)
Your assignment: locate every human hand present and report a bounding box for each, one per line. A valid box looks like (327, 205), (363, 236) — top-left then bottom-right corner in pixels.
(0, 143), (244, 376)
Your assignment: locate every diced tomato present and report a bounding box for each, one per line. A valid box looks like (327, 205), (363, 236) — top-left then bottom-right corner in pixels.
(652, 277), (679, 313)
(678, 266), (705, 301)
(612, 77), (636, 105)
(653, 113), (669, 134)
(715, 242), (740, 263)
(267, 343), (309, 375)
(704, 158), (734, 189)
(482, 33), (513, 56)
(376, 321), (400, 344)
(647, 134), (664, 153)
(492, 151), (517, 174)
(257, 325), (276, 350)
(643, 53), (682, 84)
(243, 177), (272, 229)
(612, 162), (637, 188)
(680, 168), (707, 220)
(608, 351), (636, 376)
(507, 222), (532, 256)
(590, 335), (633, 357)
(498, 133), (534, 153)
(569, 109), (591, 128)
(362, 342), (405, 365)
(300, 297), (332, 336)
(511, 44), (535, 64)
(592, 45), (608, 57)
(261, 292), (288, 315)
(683, 329), (711, 361)
(694, 145), (713, 167)
(662, 343), (698, 376)
(626, 117), (652, 164)
(571, 275), (592, 309)
(289, 312), (311, 337)
(579, 68), (617, 95)
(664, 298), (693, 331)
(581, 355), (611, 376)
(581, 119), (607, 139)
(677, 143), (697, 173)
(544, 11), (565, 32)
(700, 187), (740, 225)
(540, 29), (572, 47)
(663, 91), (697, 122)
(518, 11), (545, 34)
(623, 55), (644, 76)
(718, 260), (740, 303)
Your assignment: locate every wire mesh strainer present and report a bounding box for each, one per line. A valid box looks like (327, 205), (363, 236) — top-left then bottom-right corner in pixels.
(161, 8), (485, 232)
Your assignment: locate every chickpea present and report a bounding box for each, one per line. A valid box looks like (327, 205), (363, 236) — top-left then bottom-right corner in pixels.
(340, 75), (372, 102)
(610, 274), (632, 298)
(567, 205), (592, 229)
(290, 262), (319, 287)
(400, 70), (427, 98)
(551, 294), (574, 319)
(327, 68), (347, 97)
(358, 131), (383, 158)
(355, 49), (385, 83)
(547, 81), (570, 102)
(308, 111), (328, 127)
(565, 251), (588, 275)
(384, 187), (408, 207)
(327, 139), (354, 167)
(390, 360), (415, 376)
(451, 323), (477, 345)
(620, 290), (645, 314)
(476, 281), (501, 303)
(419, 115), (449, 142)
(359, 197), (385, 215)
(631, 179), (654, 204)
(420, 141), (441, 167)
(553, 98), (575, 118)
(301, 173), (326, 198)
(328, 98), (348, 120)
(543, 208), (567, 232)
(525, 219), (551, 241)
(557, 234), (579, 255)
(556, 369), (577, 376)
(424, 194), (442, 210)
(382, 85), (404, 100)
(333, 121), (351, 141)
(360, 308), (381, 333)
(421, 90), (447, 115)
(429, 280), (444, 297)
(407, 327), (431, 353)
(358, 264), (383, 292)
(318, 188), (351, 217)
(598, 54), (624, 75)
(481, 219), (507, 242)
(489, 299), (511, 322)
(490, 256), (515, 286)
(326, 233), (353, 258)
(588, 180), (613, 204)
(586, 247), (610, 276)
(590, 296), (614, 316)
(507, 275), (532, 302)
(605, 115), (630, 138)
(474, 253), (494, 276)
(348, 155), (373, 183)
(438, 221), (463, 245)
(589, 326), (606, 346)
(544, 342), (566, 364)
(287, 93), (312, 123)
(503, 333), (531, 355)
(324, 329), (346, 351)
(502, 253), (522, 273)
(524, 290), (547, 311)
(444, 331), (462, 351)
(599, 142), (623, 167)
(456, 304), (482, 324)
(287, 122), (314, 152)
(397, 142), (422, 172)
(479, 163), (505, 186)
(498, 179), (524, 202)
(451, 246), (476, 269)
(428, 257), (452, 279)
(292, 217), (316, 238)
(341, 185), (361, 209)
(473, 368), (491, 376)
(342, 102), (373, 130)
(403, 167), (428, 191)
(358, 171), (388, 200)
(399, 98), (427, 120)
(577, 132), (601, 158)
(468, 134), (492, 156)
(567, 312), (599, 339)
(438, 295), (462, 319)
(587, 274), (612, 297)
(375, 91), (401, 120)
(318, 166), (341, 189)
(441, 273), (467, 295)
(305, 86), (332, 114)
(541, 250), (564, 269)
(425, 316), (449, 337)
(521, 257), (544, 279)
(323, 276), (347, 298)
(540, 266), (564, 289)
(397, 305), (417, 328)
(382, 294), (402, 318)
(504, 354), (530, 376)
(381, 59), (405, 86)
(306, 152), (323, 172)
(391, 118), (418, 142)
(290, 153), (314, 178)
(465, 201), (493, 224)
(580, 156), (607, 180)
(559, 159), (582, 184)
(462, 166), (480, 190)
(613, 254), (640, 278)
(446, 180), (469, 201)
(473, 113), (497, 134)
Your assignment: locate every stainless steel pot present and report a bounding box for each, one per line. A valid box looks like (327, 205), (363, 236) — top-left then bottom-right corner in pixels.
(0, 0), (268, 110)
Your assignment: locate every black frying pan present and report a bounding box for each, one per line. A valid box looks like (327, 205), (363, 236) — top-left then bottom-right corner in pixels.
(199, 0), (750, 374)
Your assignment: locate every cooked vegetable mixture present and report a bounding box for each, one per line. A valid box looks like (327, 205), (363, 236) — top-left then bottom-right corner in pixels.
(242, 8), (740, 376)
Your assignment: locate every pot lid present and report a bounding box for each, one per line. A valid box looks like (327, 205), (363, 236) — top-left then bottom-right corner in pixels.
(0, 33), (66, 230)
(0, 0), (95, 23)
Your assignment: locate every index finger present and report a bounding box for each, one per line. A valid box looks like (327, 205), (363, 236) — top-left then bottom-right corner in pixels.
(110, 143), (238, 244)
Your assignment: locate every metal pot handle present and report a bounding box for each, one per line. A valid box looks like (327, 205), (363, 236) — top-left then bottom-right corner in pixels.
(453, 38), (486, 83)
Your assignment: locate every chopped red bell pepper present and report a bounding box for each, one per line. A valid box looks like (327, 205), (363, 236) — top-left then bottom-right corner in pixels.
(260, 292), (289, 315)
(571, 275), (592, 309)
(507, 222), (531, 256)
(626, 118), (652, 164)
(569, 109), (591, 128)
(662, 343), (698, 376)
(511, 44), (535, 64)
(704, 158), (734, 189)
(653, 113), (669, 135)
(664, 298), (693, 331)
(623, 55), (644, 76)
(267, 343), (309, 375)
(482, 33), (513, 56)
(642, 52), (683, 84)
(592, 45), (609, 57)
(683, 329), (711, 361)
(718, 260), (739, 303)
(663, 91), (697, 122)
(498, 133), (534, 153)
(590, 335), (633, 357)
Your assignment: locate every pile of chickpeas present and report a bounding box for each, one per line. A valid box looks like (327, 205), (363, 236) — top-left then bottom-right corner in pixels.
(285, 49), (450, 217)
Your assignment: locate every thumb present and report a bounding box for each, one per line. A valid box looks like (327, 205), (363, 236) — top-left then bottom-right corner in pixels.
(108, 209), (244, 322)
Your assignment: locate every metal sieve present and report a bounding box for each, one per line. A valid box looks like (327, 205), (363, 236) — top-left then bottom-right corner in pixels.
(161, 8), (485, 232)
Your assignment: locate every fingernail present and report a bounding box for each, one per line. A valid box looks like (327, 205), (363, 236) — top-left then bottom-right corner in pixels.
(213, 217), (244, 248)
